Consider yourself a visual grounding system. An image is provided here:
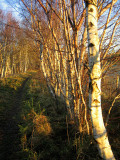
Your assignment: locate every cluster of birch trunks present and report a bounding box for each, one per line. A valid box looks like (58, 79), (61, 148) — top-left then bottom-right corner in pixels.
(32, 0), (119, 159)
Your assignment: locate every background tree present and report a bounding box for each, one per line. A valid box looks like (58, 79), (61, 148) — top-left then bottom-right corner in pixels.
(0, 9), (40, 77)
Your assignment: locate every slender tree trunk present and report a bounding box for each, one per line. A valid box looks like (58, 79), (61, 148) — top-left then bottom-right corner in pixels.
(1, 52), (6, 78)
(54, 43), (60, 97)
(85, 0), (115, 159)
(1, 42), (7, 78)
(1, 63), (6, 78)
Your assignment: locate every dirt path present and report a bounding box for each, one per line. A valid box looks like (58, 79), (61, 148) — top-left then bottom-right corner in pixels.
(0, 77), (30, 160)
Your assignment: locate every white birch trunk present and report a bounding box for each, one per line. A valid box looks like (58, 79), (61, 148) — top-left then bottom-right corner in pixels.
(54, 43), (60, 97)
(85, 1), (115, 159)
(1, 41), (7, 78)
(1, 50), (6, 78)
(24, 45), (28, 73)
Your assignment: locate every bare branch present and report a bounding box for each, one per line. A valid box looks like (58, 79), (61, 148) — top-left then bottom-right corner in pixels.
(105, 94), (120, 127)
(98, 0), (118, 18)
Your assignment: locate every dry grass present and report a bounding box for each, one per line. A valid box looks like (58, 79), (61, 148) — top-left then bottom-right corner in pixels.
(33, 114), (52, 136)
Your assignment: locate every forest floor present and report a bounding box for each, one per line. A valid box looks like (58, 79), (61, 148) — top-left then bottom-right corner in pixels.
(0, 73), (31, 160)
(0, 71), (119, 160)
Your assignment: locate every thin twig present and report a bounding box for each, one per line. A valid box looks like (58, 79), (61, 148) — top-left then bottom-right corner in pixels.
(105, 94), (120, 127)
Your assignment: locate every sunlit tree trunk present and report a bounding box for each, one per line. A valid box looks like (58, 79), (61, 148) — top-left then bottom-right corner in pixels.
(1, 58), (6, 78)
(54, 43), (60, 97)
(1, 40), (7, 78)
(85, 0), (115, 159)
(24, 46), (28, 72)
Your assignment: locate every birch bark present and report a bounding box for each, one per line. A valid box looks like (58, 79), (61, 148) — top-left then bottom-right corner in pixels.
(85, 0), (115, 159)
(1, 40), (7, 78)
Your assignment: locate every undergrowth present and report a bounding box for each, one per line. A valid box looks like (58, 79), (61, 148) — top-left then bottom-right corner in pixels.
(18, 72), (104, 160)
(19, 74), (76, 160)
(0, 71), (119, 160)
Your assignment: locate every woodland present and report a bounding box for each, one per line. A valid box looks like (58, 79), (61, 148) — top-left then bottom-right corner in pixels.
(0, 0), (120, 160)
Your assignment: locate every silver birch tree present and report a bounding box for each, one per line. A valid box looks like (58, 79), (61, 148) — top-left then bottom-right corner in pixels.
(85, 0), (115, 159)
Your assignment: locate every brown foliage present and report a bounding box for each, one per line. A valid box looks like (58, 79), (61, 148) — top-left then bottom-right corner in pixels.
(33, 114), (52, 136)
